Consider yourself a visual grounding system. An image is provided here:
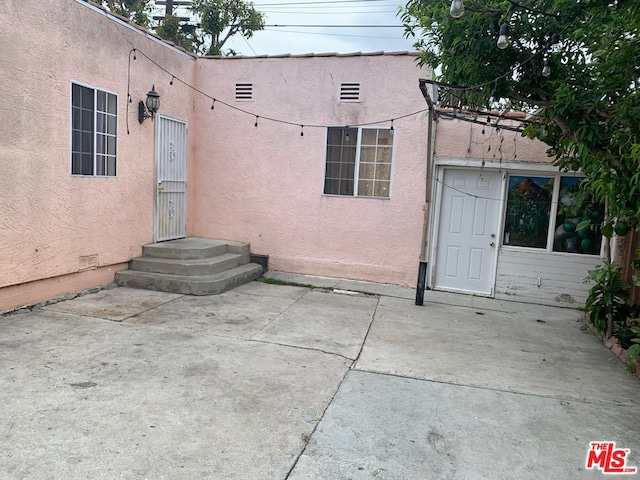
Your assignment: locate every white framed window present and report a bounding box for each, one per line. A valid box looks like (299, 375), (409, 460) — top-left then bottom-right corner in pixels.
(503, 174), (603, 255)
(323, 127), (393, 198)
(71, 82), (117, 176)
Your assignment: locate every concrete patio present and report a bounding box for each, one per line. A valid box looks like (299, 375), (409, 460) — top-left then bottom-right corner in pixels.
(0, 273), (638, 479)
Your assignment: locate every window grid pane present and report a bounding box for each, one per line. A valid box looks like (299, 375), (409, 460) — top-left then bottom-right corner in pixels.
(356, 129), (392, 198)
(324, 127), (356, 195)
(71, 83), (117, 177)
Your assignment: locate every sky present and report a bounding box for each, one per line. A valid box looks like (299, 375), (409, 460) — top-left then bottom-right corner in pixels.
(157, 0), (418, 56)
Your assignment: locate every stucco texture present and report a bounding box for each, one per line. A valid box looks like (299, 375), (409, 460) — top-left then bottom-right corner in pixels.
(189, 55), (430, 286)
(435, 117), (553, 164)
(0, 0), (196, 291)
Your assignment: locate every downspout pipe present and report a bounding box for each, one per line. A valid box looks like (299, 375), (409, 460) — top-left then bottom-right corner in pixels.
(416, 78), (437, 306)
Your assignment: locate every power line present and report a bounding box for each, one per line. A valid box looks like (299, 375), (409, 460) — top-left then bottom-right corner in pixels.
(259, 9), (398, 14)
(265, 24), (404, 27)
(262, 27), (409, 39)
(257, 0), (395, 6)
(127, 47), (427, 133)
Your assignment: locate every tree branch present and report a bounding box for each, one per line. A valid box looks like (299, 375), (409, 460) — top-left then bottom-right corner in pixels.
(219, 24), (240, 49)
(505, 91), (548, 106)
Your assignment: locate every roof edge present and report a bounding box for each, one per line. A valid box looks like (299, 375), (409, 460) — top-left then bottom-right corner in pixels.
(200, 51), (420, 60)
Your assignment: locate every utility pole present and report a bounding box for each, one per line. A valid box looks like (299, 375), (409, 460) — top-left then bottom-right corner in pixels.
(165, 0), (174, 16)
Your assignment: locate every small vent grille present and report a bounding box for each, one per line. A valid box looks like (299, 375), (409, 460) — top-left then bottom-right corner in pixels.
(340, 83), (360, 101)
(235, 83), (253, 100)
(78, 254), (99, 271)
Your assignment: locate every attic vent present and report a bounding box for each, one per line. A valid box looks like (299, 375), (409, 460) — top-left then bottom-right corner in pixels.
(235, 83), (253, 100)
(340, 83), (360, 102)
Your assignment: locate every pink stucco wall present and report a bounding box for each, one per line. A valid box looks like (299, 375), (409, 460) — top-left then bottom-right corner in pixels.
(189, 54), (430, 286)
(0, 0), (196, 308)
(434, 116), (553, 163)
(1, 0), (561, 311)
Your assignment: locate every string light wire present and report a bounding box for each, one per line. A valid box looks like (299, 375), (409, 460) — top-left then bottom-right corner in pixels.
(127, 47), (429, 133)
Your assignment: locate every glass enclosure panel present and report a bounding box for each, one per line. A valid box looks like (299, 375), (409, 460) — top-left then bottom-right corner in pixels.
(361, 129), (377, 145)
(503, 176), (554, 248)
(358, 163), (374, 179)
(97, 90), (106, 111)
(375, 163), (391, 180)
(376, 146), (392, 163)
(339, 179), (354, 195)
(377, 129), (393, 145)
(358, 180), (373, 196)
(107, 93), (117, 114)
(106, 157), (116, 176)
(373, 181), (389, 197)
(107, 135), (116, 155)
(324, 179), (339, 195)
(339, 162), (354, 179)
(553, 176), (603, 254)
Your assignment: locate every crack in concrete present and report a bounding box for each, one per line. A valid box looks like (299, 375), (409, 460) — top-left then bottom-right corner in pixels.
(353, 367), (640, 408)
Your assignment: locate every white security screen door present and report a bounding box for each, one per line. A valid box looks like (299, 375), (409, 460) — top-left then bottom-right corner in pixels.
(155, 115), (187, 242)
(433, 169), (501, 295)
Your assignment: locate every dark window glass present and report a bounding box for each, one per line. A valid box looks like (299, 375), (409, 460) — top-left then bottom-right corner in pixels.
(71, 83), (116, 176)
(553, 176), (603, 255)
(503, 176), (553, 248)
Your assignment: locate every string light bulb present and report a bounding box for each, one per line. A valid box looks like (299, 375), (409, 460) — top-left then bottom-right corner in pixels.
(170, 76), (174, 86)
(550, 33), (561, 54)
(497, 23), (510, 50)
(390, 119), (394, 134)
(255, 116), (259, 127)
(133, 50), (137, 62)
(542, 58), (551, 77)
(300, 125), (304, 137)
(211, 99), (215, 110)
(449, 0), (464, 18)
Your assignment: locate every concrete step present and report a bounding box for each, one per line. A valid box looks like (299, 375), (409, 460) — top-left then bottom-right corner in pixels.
(130, 252), (244, 276)
(115, 263), (263, 295)
(143, 237), (250, 261)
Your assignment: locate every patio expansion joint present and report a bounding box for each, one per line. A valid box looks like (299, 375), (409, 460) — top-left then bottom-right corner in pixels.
(249, 289), (312, 339)
(350, 296), (380, 368)
(41, 294), (187, 323)
(283, 359), (354, 480)
(352, 368), (640, 409)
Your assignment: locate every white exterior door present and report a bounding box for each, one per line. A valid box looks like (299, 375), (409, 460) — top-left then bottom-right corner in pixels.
(433, 168), (501, 295)
(155, 115), (187, 242)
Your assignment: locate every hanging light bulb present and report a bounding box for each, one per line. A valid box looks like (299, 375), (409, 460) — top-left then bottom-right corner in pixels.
(550, 33), (561, 54)
(489, 90), (498, 103)
(449, 0), (464, 18)
(497, 23), (510, 50)
(542, 58), (551, 77)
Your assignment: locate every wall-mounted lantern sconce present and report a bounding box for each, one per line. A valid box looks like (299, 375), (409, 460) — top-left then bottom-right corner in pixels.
(138, 85), (160, 123)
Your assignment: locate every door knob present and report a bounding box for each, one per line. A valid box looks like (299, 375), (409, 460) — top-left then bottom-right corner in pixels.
(490, 242), (495, 247)
(158, 182), (164, 191)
